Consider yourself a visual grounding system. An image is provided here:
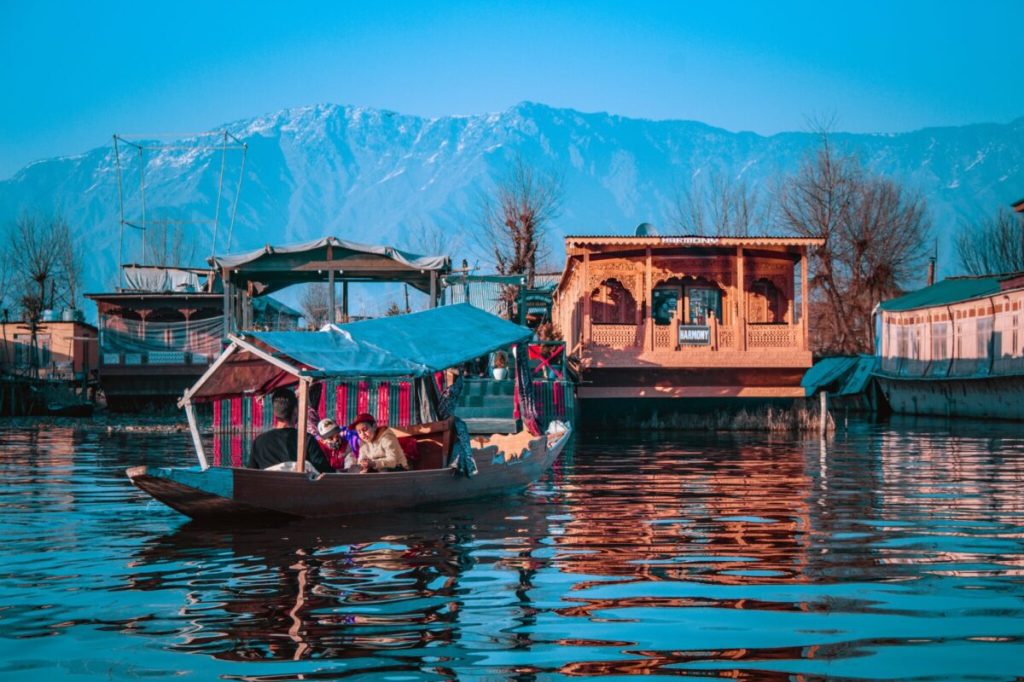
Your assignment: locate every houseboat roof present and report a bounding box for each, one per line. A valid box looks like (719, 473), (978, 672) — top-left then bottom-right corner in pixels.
(182, 303), (532, 401)
(564, 235), (826, 248)
(208, 236), (450, 295)
(878, 273), (1024, 312)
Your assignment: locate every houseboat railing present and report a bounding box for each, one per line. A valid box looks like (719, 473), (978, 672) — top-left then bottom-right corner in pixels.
(527, 341), (568, 379)
(589, 322), (803, 351)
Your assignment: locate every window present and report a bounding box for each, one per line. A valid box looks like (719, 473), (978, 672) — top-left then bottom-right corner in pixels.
(652, 287), (679, 326)
(590, 279), (637, 325)
(930, 322), (949, 361)
(749, 279), (784, 323)
(977, 317), (993, 359)
(687, 287), (722, 325)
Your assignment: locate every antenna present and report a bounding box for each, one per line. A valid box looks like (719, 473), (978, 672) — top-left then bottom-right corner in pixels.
(111, 131), (248, 286)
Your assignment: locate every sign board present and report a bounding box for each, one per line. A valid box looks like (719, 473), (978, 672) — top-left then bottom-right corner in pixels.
(678, 324), (711, 345)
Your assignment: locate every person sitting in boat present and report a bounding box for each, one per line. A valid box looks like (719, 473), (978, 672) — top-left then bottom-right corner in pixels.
(316, 418), (358, 472)
(249, 388), (335, 473)
(351, 412), (409, 473)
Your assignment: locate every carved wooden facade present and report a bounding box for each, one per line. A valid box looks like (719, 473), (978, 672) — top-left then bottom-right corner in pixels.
(552, 235), (824, 400)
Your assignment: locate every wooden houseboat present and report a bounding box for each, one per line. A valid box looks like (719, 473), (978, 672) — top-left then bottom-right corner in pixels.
(551, 228), (823, 423)
(875, 272), (1024, 419)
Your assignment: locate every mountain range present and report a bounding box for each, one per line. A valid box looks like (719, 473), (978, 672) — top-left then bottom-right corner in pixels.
(2, 101), (1022, 303)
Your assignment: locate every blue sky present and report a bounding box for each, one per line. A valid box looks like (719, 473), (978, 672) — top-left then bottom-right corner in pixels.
(2, 1), (1022, 179)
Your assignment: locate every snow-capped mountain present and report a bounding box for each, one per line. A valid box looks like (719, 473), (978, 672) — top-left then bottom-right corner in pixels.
(2, 101), (1022, 298)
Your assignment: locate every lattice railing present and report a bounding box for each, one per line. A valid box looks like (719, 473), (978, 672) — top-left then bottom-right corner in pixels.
(746, 325), (797, 348)
(717, 326), (735, 349)
(653, 326), (673, 349)
(591, 324), (640, 348)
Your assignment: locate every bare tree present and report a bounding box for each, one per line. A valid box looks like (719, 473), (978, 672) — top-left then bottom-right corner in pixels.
(0, 225), (14, 316)
(478, 155), (563, 289)
(777, 133), (929, 354)
(408, 219), (461, 259)
(9, 213), (83, 319)
(144, 221), (197, 267)
(671, 169), (775, 236)
(955, 208), (1024, 275)
(300, 283), (331, 330)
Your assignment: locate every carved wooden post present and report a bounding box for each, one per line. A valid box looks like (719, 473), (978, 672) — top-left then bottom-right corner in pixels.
(645, 247), (653, 351)
(801, 249), (810, 351)
(582, 251), (591, 348)
(736, 246), (747, 350)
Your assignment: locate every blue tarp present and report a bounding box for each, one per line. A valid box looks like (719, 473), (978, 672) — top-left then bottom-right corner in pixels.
(247, 303), (532, 378)
(802, 355), (879, 396)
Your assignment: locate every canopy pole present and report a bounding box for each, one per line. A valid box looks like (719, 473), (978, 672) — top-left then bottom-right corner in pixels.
(328, 269), (336, 324)
(296, 377), (310, 472)
(342, 281), (349, 322)
(184, 400), (209, 470)
(430, 271), (437, 308)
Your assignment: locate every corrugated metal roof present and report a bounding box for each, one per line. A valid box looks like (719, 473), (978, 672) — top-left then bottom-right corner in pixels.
(878, 276), (1004, 312)
(565, 235), (824, 247)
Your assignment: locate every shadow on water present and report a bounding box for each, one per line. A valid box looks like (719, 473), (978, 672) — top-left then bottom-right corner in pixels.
(1, 419), (1024, 680)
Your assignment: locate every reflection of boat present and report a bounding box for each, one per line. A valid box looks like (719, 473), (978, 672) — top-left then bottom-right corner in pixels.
(127, 304), (572, 521)
(127, 496), (559, 662)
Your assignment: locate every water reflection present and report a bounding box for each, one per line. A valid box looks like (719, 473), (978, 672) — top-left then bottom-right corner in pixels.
(1, 418), (1023, 680)
(123, 501), (556, 667)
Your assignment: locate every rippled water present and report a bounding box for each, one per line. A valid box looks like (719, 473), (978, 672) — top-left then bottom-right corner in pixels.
(1, 418), (1023, 680)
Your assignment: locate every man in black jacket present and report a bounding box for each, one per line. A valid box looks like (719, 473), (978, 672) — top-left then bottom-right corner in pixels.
(249, 387), (335, 473)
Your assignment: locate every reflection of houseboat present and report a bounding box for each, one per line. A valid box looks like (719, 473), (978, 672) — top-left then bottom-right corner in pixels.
(551, 227), (823, 422)
(875, 273), (1024, 419)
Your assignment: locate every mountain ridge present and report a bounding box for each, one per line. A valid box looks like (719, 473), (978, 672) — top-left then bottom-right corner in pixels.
(2, 101), (1022, 301)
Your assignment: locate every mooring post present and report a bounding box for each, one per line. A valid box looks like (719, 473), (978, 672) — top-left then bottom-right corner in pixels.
(819, 390), (828, 437)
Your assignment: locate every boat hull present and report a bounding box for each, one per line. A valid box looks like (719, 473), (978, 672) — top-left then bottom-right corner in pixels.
(876, 374), (1024, 420)
(128, 430), (571, 521)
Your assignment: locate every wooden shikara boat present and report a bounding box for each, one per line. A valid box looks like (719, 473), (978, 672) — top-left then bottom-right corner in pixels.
(127, 304), (572, 521)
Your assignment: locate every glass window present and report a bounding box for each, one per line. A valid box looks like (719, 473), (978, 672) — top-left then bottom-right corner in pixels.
(652, 288), (679, 326)
(687, 287), (721, 325)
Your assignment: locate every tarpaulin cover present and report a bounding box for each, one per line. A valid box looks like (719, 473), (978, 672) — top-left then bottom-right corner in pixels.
(122, 265), (206, 293)
(248, 303), (532, 378)
(211, 236), (449, 272)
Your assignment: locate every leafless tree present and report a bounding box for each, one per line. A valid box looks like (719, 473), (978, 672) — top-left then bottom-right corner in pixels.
(955, 208), (1024, 275)
(144, 221), (197, 267)
(0, 226), (14, 316)
(777, 133), (929, 354)
(671, 169), (775, 236)
(408, 219), (461, 259)
(9, 212), (83, 320)
(478, 155), (563, 289)
(300, 283), (331, 330)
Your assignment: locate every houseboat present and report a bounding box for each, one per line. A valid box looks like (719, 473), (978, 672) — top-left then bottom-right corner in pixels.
(875, 272), (1024, 420)
(551, 226), (823, 424)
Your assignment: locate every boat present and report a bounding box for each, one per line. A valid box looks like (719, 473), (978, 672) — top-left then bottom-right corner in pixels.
(127, 304), (573, 521)
(874, 272), (1024, 419)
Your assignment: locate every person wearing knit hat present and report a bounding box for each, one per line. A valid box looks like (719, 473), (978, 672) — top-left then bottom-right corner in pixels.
(351, 413), (409, 472)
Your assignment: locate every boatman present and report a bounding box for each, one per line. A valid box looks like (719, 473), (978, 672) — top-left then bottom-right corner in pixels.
(249, 388), (335, 473)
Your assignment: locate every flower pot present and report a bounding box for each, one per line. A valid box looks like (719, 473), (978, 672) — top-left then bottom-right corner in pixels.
(492, 367), (508, 381)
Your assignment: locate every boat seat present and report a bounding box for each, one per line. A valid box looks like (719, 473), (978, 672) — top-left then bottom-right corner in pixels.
(391, 418), (454, 470)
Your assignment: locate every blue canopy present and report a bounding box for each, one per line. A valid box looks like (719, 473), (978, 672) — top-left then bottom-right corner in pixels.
(185, 304), (532, 401)
(248, 303), (531, 378)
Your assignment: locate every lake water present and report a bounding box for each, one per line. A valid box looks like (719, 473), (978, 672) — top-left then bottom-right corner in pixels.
(1, 417), (1023, 680)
